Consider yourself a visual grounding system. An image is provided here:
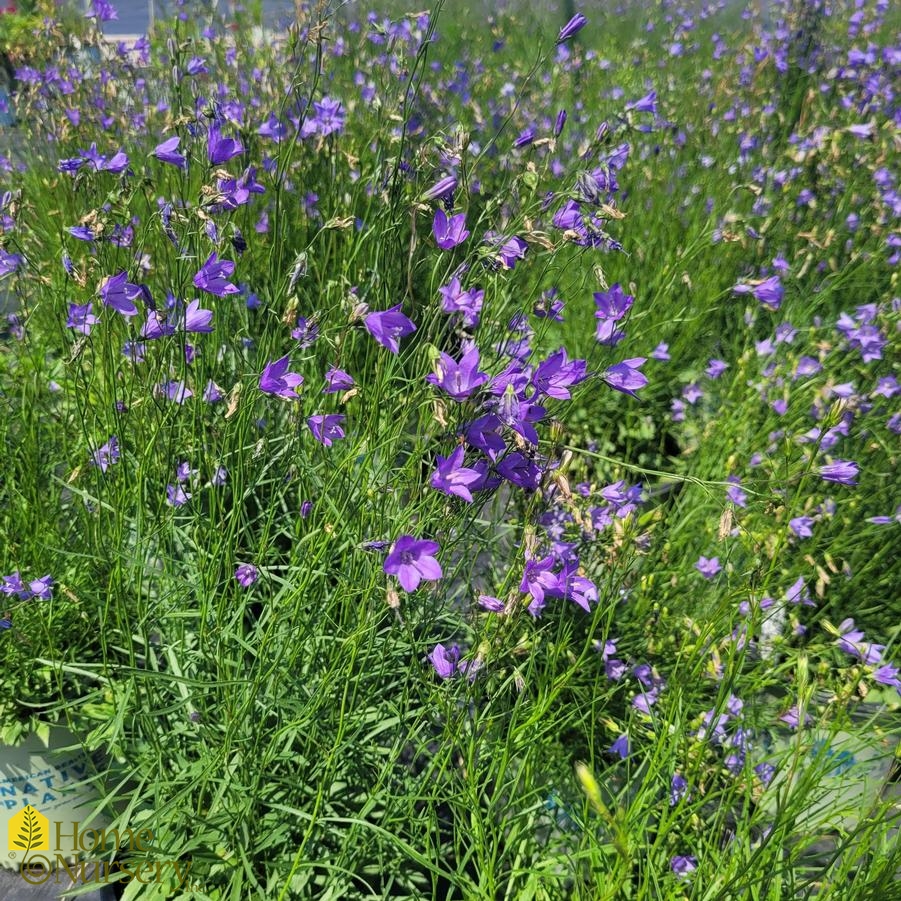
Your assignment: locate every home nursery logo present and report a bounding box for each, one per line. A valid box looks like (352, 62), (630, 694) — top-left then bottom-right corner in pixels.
(8, 805), (48, 853)
(7, 805), (197, 890)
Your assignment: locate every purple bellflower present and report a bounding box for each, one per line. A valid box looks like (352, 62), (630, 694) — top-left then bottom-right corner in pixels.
(533, 348), (587, 400)
(307, 414), (346, 447)
(259, 355), (304, 399)
(99, 272), (145, 317)
(235, 564), (259, 587)
(557, 13), (587, 43)
(430, 446), (482, 503)
(90, 435), (120, 473)
(428, 643), (461, 679)
(384, 536), (443, 592)
(323, 367), (354, 393)
(193, 253), (239, 297)
(364, 304), (416, 353)
(426, 347), (489, 401)
(819, 460), (859, 486)
(604, 358), (648, 396)
(207, 124), (244, 164)
(433, 209), (470, 250)
(184, 299), (214, 333)
(153, 136), (186, 169)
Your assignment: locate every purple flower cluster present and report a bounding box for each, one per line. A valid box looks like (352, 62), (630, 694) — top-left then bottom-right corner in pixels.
(1, 571), (53, 601)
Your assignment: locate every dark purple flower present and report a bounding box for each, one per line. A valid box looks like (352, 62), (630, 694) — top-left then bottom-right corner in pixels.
(384, 536), (443, 592)
(492, 235), (528, 270)
(311, 96), (345, 136)
(559, 565), (597, 613)
(493, 390), (546, 445)
(259, 355), (304, 400)
(193, 253), (239, 297)
(141, 310), (175, 340)
(513, 126), (536, 149)
(59, 156), (85, 175)
(594, 284), (634, 345)
(361, 540), (391, 552)
(364, 304), (416, 353)
(670, 774), (688, 806)
(433, 209), (470, 250)
(553, 200), (582, 231)
(557, 12), (587, 43)
(291, 316), (319, 347)
(185, 56), (208, 76)
(100, 150), (129, 174)
(307, 414), (346, 447)
(534, 288), (564, 321)
(207, 124), (244, 164)
(235, 563), (259, 587)
(520, 555), (560, 612)
(204, 381), (224, 403)
(553, 109), (567, 137)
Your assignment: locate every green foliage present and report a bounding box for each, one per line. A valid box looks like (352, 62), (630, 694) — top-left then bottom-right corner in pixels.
(0, 1), (897, 898)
